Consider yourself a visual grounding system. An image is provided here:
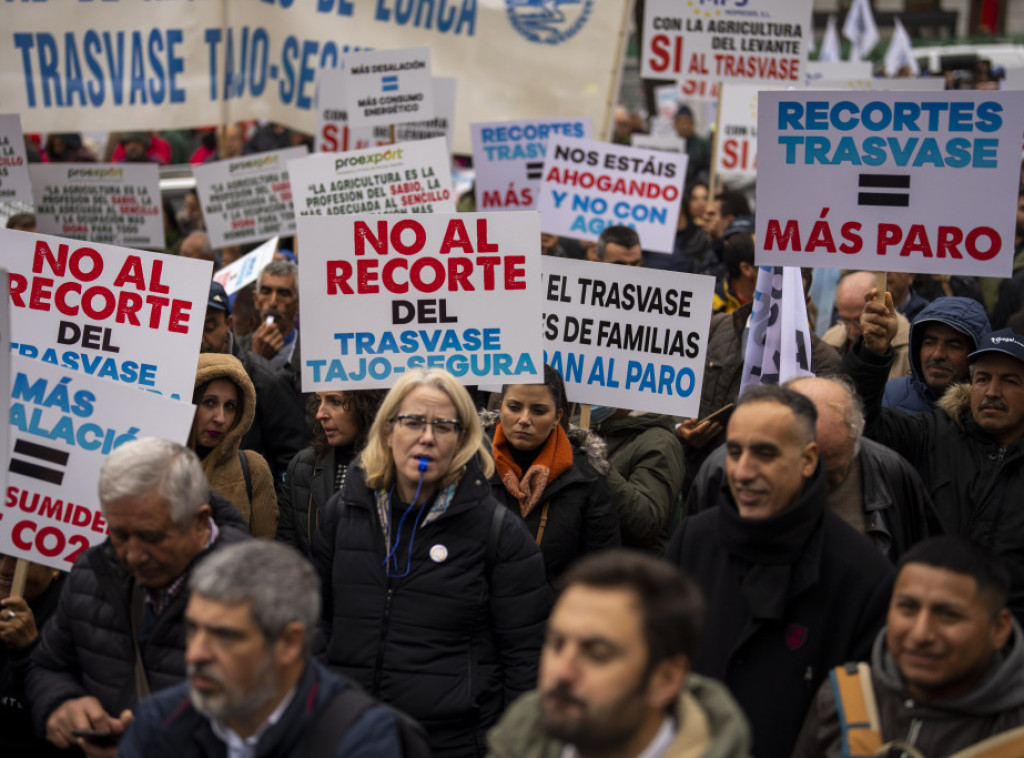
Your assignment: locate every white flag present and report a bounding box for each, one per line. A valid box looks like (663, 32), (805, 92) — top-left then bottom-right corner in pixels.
(884, 17), (920, 77)
(843, 0), (880, 62)
(819, 16), (842, 63)
(739, 267), (814, 396)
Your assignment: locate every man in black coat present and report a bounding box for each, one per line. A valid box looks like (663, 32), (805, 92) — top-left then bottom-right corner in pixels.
(25, 439), (250, 757)
(666, 385), (893, 758)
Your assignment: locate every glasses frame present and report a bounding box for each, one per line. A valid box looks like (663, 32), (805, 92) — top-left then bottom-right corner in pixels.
(390, 414), (463, 437)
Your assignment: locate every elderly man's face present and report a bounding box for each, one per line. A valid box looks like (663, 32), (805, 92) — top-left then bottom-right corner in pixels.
(105, 488), (210, 590)
(790, 379), (858, 488)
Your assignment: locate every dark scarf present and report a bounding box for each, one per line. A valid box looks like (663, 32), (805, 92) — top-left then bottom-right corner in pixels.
(716, 467), (827, 620)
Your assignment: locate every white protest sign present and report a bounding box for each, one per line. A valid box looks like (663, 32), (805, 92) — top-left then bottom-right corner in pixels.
(344, 47), (434, 129)
(755, 91), (1024, 277)
(807, 78), (946, 92)
(631, 134), (686, 153)
(541, 257), (714, 417)
(716, 83), (773, 180)
(3, 354), (194, 571)
(803, 61), (873, 87)
(394, 77), (456, 151)
(296, 212), (543, 391)
(212, 237), (279, 295)
(5, 230), (211, 399)
(677, 79), (720, 102)
(537, 137), (686, 254)
(1003, 69), (1024, 91)
(194, 147), (308, 249)
(471, 118), (592, 212)
(0, 115), (33, 204)
(29, 164), (162, 248)
(315, 68), (391, 154)
(290, 137), (455, 218)
(642, 0), (812, 84)
(0, 269), (8, 502)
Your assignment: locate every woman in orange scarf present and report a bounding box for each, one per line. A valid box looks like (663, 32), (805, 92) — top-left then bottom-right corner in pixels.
(488, 364), (620, 581)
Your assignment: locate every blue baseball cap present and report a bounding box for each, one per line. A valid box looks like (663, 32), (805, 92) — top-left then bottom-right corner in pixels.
(968, 328), (1024, 365)
(208, 281), (231, 314)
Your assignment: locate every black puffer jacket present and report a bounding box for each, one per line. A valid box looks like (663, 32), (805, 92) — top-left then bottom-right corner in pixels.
(312, 458), (551, 758)
(25, 512), (250, 735)
(483, 413), (620, 582)
(277, 445), (355, 557)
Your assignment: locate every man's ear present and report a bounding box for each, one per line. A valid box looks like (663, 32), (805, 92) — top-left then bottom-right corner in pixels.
(992, 608), (1013, 651)
(645, 655), (690, 712)
(275, 622), (306, 667)
(801, 441), (819, 479)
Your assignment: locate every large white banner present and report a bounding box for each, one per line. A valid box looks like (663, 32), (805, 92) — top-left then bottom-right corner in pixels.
(5, 230), (210, 399)
(641, 0), (812, 85)
(290, 137), (455, 218)
(2, 2), (629, 155)
(537, 137), (686, 254)
(0, 115), (33, 204)
(755, 91), (1024, 277)
(296, 211), (543, 391)
(3, 353), (194, 572)
(29, 164), (163, 249)
(542, 257), (714, 417)
(471, 117), (592, 212)
(194, 147), (308, 248)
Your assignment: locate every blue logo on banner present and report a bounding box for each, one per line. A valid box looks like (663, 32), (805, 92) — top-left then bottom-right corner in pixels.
(382, 75), (399, 92)
(506, 0), (593, 45)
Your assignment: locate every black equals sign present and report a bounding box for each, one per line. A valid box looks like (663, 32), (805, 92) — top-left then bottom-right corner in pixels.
(858, 174), (910, 207)
(526, 161), (544, 181)
(9, 439), (69, 485)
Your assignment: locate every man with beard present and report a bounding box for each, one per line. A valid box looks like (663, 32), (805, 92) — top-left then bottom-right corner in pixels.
(486, 550), (752, 758)
(120, 541), (407, 757)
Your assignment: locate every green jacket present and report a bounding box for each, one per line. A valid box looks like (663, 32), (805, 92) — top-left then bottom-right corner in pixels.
(596, 413), (686, 555)
(486, 674), (752, 758)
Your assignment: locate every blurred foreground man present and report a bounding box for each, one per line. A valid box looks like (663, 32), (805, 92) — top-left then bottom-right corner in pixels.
(794, 536), (1024, 757)
(486, 549), (752, 758)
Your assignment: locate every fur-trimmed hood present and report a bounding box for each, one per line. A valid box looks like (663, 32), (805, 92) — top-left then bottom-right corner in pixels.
(190, 353), (257, 466)
(479, 408), (610, 476)
(936, 381), (972, 431)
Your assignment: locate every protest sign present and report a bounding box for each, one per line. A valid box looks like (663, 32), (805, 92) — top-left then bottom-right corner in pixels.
(755, 91), (1024, 277)
(471, 117), (592, 211)
(642, 0), (812, 85)
(194, 147), (308, 249)
(394, 77), (456, 150)
(0, 269), (8, 502)
(537, 137), (686, 254)
(0, 115), (33, 204)
(541, 257), (714, 417)
(295, 211), (543, 391)
(715, 83), (767, 180)
(290, 137), (455, 218)
(315, 68), (391, 154)
(631, 134), (685, 153)
(2, 2), (629, 155)
(343, 47), (434, 129)
(4, 230), (210, 399)
(738, 266), (813, 395)
(807, 77), (945, 92)
(29, 164), (162, 248)
(803, 60), (873, 86)
(212, 237), (278, 296)
(2, 352), (194, 572)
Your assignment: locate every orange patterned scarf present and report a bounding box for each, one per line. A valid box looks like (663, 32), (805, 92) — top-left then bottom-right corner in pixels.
(493, 421), (574, 518)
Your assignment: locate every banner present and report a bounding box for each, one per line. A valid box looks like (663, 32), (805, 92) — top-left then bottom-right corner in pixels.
(212, 237), (278, 296)
(5, 230), (210, 399)
(2, 2), (629, 156)
(541, 257), (714, 417)
(537, 137), (686, 254)
(642, 0), (813, 85)
(471, 117), (592, 212)
(0, 115), (32, 204)
(3, 353), (194, 572)
(295, 211), (543, 390)
(193, 147), (308, 248)
(755, 91), (1024, 277)
(739, 266), (814, 395)
(29, 164), (162, 249)
(290, 137), (455, 218)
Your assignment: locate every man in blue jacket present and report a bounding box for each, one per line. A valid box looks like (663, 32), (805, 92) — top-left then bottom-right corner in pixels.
(883, 296), (990, 414)
(120, 541), (408, 757)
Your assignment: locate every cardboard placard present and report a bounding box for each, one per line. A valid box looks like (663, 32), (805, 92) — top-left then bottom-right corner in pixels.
(212, 237), (279, 295)
(0, 115), (33, 204)
(343, 47), (435, 129)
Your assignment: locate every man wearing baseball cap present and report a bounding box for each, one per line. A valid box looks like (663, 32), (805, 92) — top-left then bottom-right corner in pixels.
(845, 287), (1024, 623)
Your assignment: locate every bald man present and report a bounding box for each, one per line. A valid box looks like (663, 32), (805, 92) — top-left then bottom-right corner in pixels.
(823, 271), (911, 379)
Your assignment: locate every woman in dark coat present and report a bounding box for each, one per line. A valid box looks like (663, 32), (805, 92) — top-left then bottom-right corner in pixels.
(277, 389), (385, 557)
(313, 368), (550, 758)
(486, 364), (620, 581)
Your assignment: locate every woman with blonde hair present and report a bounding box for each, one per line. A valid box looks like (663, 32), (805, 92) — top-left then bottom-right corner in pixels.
(313, 368), (550, 758)
(190, 353), (277, 537)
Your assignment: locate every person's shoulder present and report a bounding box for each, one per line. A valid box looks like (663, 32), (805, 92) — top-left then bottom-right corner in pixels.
(820, 510), (894, 580)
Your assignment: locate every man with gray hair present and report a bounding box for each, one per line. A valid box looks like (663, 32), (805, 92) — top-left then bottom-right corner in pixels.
(244, 260), (300, 372)
(685, 375), (943, 561)
(120, 541), (408, 756)
(26, 438), (249, 758)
